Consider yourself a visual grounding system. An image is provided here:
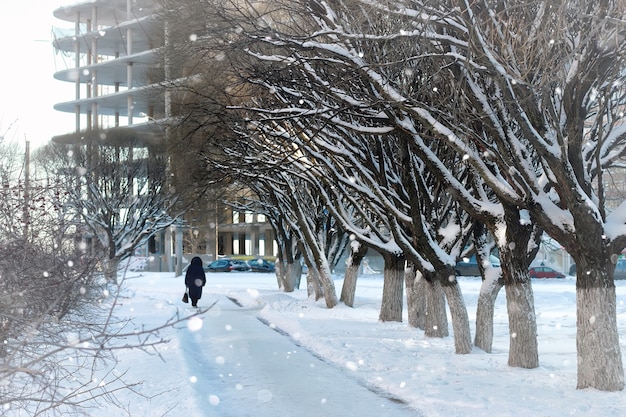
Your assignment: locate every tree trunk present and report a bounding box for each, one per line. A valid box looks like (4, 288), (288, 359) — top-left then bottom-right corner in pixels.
(317, 260), (338, 308)
(379, 253), (404, 322)
(281, 263), (297, 292)
(103, 258), (120, 284)
(441, 274), (472, 354)
(292, 253), (303, 289)
(423, 276), (448, 337)
(504, 277), (538, 368)
(306, 261), (338, 308)
(405, 264), (420, 328)
(576, 269), (624, 391)
(294, 262), (303, 289)
(305, 268), (322, 300)
(498, 202), (540, 368)
(414, 277), (427, 330)
(499, 257), (538, 368)
(275, 260), (284, 290)
(340, 266), (358, 307)
(474, 272), (503, 353)
(340, 242), (367, 307)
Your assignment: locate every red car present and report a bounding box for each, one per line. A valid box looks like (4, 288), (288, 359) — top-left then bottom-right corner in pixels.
(529, 266), (565, 279)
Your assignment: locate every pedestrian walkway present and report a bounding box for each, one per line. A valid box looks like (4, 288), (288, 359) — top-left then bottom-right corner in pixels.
(180, 294), (422, 417)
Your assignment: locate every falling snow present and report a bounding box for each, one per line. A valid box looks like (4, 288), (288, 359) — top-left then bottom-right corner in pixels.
(53, 270), (626, 417)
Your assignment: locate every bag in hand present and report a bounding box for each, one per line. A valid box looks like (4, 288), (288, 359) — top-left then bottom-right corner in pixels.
(182, 291), (189, 303)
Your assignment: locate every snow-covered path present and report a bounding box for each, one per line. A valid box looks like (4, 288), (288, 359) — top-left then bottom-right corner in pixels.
(82, 271), (626, 417)
(176, 294), (420, 417)
(94, 274), (421, 417)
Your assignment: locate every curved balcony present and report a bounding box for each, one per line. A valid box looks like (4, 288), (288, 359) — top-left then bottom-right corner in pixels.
(52, 0), (164, 146)
(53, 49), (157, 87)
(52, 15), (158, 59)
(53, 0), (159, 27)
(53, 84), (164, 117)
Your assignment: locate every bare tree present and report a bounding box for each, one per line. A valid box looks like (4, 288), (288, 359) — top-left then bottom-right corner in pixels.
(207, 0), (478, 346)
(154, 0), (626, 389)
(0, 143), (209, 414)
(0, 262), (206, 415)
(39, 141), (180, 283)
(418, 0), (625, 388)
(350, 0), (626, 388)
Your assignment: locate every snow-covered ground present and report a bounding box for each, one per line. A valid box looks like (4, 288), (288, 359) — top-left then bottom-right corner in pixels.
(82, 271), (626, 416)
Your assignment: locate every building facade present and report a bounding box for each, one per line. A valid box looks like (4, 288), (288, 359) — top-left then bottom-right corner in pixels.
(52, 0), (163, 145)
(52, 0), (276, 269)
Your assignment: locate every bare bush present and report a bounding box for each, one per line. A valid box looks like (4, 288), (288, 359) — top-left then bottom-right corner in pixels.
(0, 139), (202, 415)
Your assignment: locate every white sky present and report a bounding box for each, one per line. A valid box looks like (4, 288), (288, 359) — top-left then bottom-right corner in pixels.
(0, 0), (76, 149)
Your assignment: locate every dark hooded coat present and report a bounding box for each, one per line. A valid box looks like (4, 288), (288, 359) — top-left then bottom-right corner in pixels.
(185, 256), (206, 300)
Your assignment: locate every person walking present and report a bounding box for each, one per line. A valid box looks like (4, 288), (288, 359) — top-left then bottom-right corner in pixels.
(185, 256), (206, 307)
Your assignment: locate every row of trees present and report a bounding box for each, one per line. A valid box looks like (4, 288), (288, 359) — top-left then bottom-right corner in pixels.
(157, 0), (626, 391)
(3, 0), (621, 412)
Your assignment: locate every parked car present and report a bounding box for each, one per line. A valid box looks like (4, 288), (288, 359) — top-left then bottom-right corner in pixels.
(529, 266), (565, 279)
(567, 261), (626, 279)
(229, 260), (252, 271)
(182, 261), (211, 273)
(247, 258), (276, 272)
(206, 259), (251, 272)
(455, 255), (500, 276)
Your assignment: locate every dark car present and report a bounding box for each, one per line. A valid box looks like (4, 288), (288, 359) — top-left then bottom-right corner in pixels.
(206, 259), (251, 272)
(229, 260), (251, 272)
(529, 266), (565, 279)
(568, 261), (626, 279)
(455, 255), (500, 276)
(182, 262), (211, 273)
(247, 258), (276, 272)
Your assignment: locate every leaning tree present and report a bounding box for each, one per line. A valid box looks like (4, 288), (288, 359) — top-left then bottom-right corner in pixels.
(359, 0), (626, 389)
(158, 0), (626, 390)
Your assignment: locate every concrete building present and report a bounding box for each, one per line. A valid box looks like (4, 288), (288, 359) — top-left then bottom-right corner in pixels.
(51, 0), (276, 269)
(52, 0), (163, 145)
